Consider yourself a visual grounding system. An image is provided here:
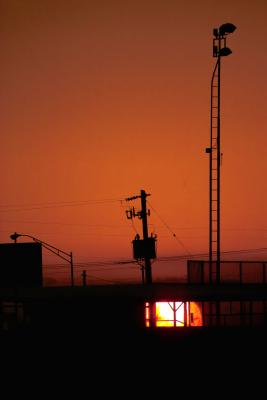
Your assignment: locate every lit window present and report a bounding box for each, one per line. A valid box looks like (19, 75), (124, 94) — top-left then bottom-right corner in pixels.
(145, 301), (203, 328)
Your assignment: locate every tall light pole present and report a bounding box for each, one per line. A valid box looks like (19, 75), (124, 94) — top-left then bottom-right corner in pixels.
(206, 23), (236, 284)
(10, 232), (74, 287)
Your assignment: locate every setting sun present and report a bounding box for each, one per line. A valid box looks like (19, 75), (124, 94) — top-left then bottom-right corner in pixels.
(156, 302), (185, 327)
(145, 301), (203, 327)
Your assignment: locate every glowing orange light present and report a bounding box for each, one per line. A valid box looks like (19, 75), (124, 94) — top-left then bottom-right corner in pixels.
(156, 302), (184, 327)
(145, 301), (203, 328)
(189, 302), (203, 326)
(145, 302), (150, 327)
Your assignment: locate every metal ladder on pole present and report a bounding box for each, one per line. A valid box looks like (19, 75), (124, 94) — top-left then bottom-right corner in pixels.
(209, 59), (220, 283)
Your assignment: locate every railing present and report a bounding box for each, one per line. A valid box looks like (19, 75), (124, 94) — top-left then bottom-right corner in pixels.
(187, 260), (267, 284)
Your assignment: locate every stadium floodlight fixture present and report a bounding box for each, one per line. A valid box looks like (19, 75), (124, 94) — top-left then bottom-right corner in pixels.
(219, 47), (232, 57)
(219, 23), (237, 36)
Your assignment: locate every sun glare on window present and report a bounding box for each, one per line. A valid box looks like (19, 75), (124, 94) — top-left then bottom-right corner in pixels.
(145, 301), (202, 327)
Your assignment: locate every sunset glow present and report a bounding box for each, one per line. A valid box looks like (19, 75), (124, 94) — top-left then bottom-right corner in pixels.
(145, 301), (203, 327)
(156, 302), (184, 327)
(1, 2), (267, 285)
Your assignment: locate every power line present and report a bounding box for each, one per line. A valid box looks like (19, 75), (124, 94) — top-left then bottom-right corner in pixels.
(42, 247), (267, 270)
(0, 197), (126, 207)
(156, 247), (267, 262)
(43, 271), (121, 284)
(0, 197), (126, 213)
(0, 219), (131, 228)
(44, 264), (139, 272)
(147, 200), (191, 256)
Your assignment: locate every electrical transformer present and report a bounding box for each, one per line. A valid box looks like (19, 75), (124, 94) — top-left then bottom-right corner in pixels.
(132, 236), (156, 260)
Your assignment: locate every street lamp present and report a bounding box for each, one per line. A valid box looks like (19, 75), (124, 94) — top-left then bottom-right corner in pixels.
(10, 232), (74, 287)
(206, 23), (236, 284)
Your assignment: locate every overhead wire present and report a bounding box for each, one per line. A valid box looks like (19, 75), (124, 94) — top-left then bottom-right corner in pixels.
(147, 200), (191, 256)
(0, 196), (126, 213)
(0, 219), (131, 228)
(42, 247), (267, 270)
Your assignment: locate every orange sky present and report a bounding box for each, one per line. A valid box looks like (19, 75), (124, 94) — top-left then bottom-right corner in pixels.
(0, 0), (267, 284)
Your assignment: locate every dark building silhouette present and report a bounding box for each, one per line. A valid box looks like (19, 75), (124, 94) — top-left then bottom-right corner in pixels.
(0, 243), (266, 359)
(0, 243), (42, 288)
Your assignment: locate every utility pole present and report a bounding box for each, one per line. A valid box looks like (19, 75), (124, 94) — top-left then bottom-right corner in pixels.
(125, 189), (156, 327)
(82, 270), (87, 286)
(70, 251), (74, 287)
(125, 189), (155, 284)
(140, 190), (152, 284)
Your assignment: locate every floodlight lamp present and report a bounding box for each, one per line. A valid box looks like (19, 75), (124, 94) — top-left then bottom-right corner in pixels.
(219, 47), (232, 57)
(219, 23), (236, 36)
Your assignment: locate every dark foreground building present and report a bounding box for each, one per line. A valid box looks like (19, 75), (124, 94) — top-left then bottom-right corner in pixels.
(0, 248), (266, 362)
(1, 258), (266, 331)
(0, 242), (42, 288)
(0, 282), (266, 350)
